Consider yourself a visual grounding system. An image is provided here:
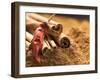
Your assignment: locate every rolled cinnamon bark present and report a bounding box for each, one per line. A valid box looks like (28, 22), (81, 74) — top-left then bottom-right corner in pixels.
(49, 40), (57, 49)
(26, 15), (42, 34)
(42, 40), (51, 55)
(48, 24), (63, 37)
(27, 13), (63, 36)
(46, 35), (57, 49)
(45, 40), (52, 50)
(26, 32), (33, 42)
(26, 41), (31, 48)
(54, 33), (70, 48)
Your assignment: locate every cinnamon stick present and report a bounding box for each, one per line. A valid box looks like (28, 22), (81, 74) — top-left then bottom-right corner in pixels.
(54, 33), (70, 48)
(26, 15), (42, 34)
(49, 40), (57, 49)
(42, 40), (51, 55)
(26, 32), (33, 42)
(46, 35), (57, 49)
(25, 41), (31, 48)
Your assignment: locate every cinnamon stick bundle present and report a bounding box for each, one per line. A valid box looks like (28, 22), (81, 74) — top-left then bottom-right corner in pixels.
(27, 13), (63, 36)
(26, 31), (52, 54)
